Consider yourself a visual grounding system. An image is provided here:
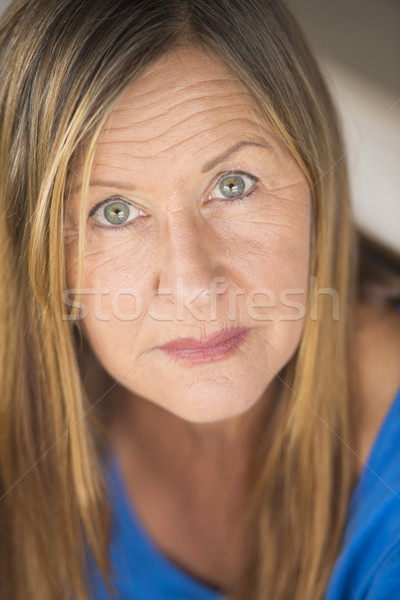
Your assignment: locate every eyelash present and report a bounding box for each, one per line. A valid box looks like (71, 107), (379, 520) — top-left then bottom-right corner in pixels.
(90, 169), (259, 233)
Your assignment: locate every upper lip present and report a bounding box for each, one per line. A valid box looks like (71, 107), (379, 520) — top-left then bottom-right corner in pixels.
(160, 326), (249, 350)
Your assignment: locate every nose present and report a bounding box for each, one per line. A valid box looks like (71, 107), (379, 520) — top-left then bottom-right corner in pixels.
(155, 207), (228, 315)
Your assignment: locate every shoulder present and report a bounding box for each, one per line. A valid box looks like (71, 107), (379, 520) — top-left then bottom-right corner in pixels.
(351, 301), (400, 472)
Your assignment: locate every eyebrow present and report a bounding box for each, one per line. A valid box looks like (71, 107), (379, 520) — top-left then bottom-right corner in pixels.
(201, 139), (274, 173)
(67, 139), (273, 195)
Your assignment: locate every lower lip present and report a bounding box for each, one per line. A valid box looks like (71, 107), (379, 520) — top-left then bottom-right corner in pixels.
(160, 329), (250, 364)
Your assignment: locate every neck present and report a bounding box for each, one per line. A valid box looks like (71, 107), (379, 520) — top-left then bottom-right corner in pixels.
(110, 378), (281, 483)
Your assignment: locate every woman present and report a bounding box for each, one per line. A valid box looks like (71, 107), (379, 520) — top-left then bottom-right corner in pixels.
(0, 0), (399, 599)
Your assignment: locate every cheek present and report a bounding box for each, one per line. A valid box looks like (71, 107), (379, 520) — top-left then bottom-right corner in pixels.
(63, 232), (151, 369)
(221, 197), (311, 320)
(65, 229), (153, 309)
(76, 251), (150, 344)
(77, 293), (145, 382)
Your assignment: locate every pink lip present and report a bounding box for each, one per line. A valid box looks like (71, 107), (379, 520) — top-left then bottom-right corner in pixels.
(160, 326), (250, 350)
(159, 327), (250, 365)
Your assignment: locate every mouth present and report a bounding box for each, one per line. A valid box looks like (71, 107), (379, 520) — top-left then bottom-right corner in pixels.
(159, 326), (250, 364)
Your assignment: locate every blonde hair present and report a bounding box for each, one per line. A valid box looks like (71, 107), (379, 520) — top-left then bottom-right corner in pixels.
(0, 1), (358, 598)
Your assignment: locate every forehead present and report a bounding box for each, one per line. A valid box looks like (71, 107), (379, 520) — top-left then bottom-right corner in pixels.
(94, 45), (278, 162)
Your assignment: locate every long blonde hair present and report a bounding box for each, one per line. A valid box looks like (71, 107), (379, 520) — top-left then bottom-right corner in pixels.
(0, 1), (358, 598)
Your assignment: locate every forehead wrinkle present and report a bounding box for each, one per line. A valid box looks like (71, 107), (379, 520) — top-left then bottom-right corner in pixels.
(98, 114), (269, 152)
(103, 100), (259, 142)
(113, 80), (252, 114)
(93, 119), (274, 166)
(109, 92), (255, 129)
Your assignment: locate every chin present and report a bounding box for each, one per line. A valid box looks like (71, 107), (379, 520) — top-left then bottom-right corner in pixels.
(151, 384), (267, 424)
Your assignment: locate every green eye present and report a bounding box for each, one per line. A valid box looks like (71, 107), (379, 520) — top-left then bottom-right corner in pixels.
(91, 197), (147, 230)
(104, 201), (130, 224)
(219, 175), (246, 198)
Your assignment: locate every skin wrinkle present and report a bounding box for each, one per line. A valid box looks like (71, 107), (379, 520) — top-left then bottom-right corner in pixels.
(108, 97), (256, 128)
(95, 119), (275, 157)
(112, 91), (254, 121)
(65, 46), (310, 452)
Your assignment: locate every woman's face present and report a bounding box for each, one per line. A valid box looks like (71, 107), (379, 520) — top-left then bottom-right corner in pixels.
(65, 45), (311, 423)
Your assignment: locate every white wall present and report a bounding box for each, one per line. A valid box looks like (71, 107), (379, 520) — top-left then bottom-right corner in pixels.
(287, 0), (400, 256)
(321, 58), (400, 254)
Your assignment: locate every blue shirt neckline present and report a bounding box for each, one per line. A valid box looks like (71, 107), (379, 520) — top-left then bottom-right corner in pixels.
(107, 449), (225, 598)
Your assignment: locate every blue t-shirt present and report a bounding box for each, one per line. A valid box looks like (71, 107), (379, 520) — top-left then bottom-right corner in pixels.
(88, 387), (400, 599)
(325, 382), (400, 599)
(87, 449), (222, 599)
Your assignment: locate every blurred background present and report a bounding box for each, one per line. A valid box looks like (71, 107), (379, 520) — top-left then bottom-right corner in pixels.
(0, 0), (399, 256)
(287, 0), (400, 260)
